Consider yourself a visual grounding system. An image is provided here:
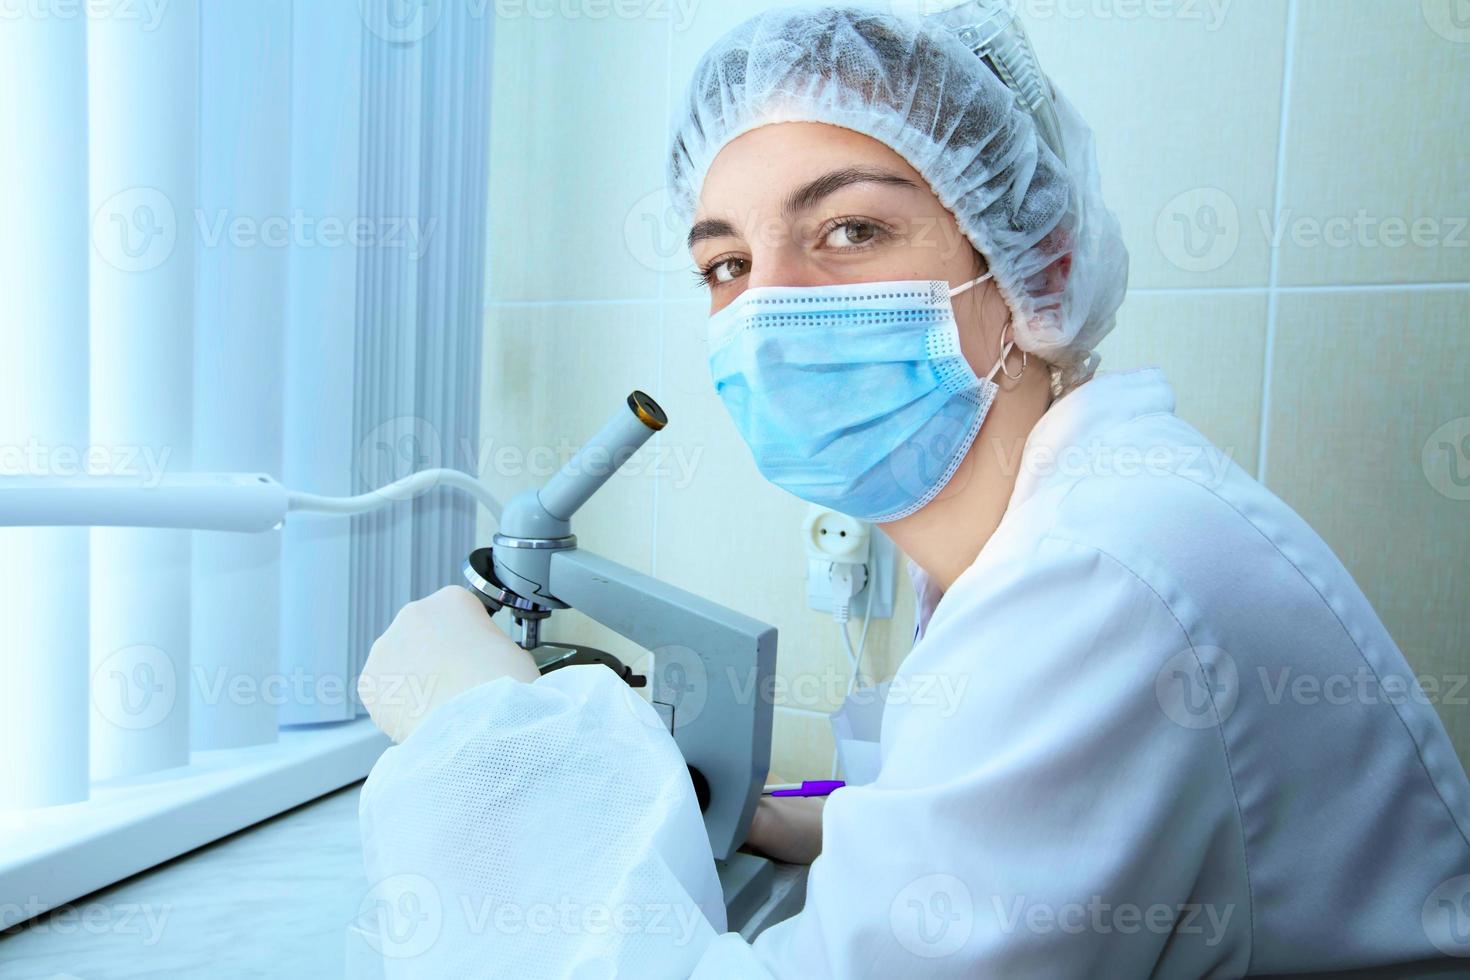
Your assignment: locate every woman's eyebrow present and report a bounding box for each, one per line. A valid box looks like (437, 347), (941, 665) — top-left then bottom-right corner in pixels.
(688, 217), (739, 249)
(783, 167), (917, 217)
(687, 167), (916, 249)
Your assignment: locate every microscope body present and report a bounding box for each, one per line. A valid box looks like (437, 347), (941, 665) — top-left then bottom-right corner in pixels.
(462, 392), (776, 873)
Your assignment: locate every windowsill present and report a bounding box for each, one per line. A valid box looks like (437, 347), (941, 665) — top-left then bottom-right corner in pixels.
(0, 718), (390, 931)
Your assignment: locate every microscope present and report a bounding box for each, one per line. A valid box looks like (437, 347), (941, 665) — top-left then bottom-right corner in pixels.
(459, 391), (781, 929)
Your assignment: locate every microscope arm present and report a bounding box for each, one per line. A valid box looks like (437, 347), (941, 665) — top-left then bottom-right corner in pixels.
(547, 546), (775, 863)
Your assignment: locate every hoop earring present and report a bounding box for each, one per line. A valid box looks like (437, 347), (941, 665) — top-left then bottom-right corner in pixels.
(1000, 323), (1027, 381)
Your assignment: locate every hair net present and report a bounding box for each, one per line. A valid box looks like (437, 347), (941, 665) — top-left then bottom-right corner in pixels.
(667, 3), (1129, 394)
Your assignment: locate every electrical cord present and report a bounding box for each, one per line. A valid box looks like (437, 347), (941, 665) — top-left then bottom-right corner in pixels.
(285, 468), (503, 522)
(826, 559), (874, 699)
(839, 601), (874, 698)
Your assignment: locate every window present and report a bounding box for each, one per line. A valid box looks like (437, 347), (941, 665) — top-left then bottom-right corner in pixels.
(0, 1), (494, 929)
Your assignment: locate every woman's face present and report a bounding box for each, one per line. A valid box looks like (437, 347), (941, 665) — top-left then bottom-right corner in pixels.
(690, 121), (1013, 374)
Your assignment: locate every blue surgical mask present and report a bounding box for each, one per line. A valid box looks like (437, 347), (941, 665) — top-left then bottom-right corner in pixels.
(707, 274), (1015, 523)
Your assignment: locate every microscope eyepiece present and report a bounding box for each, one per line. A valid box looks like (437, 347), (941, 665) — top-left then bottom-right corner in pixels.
(535, 390), (668, 521)
(627, 390), (667, 431)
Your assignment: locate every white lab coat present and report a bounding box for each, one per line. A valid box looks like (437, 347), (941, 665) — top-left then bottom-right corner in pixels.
(360, 367), (1470, 978)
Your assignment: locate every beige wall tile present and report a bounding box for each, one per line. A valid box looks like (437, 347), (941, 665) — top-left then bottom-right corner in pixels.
(1097, 290), (1270, 475)
(769, 708), (836, 786)
(874, 556), (920, 686)
(1025, 4), (1289, 289)
(479, 302), (661, 568)
(487, 11), (672, 302)
(1265, 288), (1470, 760)
(1276, 1), (1470, 286)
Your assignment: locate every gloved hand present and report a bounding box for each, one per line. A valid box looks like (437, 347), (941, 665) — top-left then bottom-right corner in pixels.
(357, 584), (540, 743)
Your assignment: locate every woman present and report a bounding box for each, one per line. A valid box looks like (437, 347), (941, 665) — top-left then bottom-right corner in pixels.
(357, 6), (1470, 977)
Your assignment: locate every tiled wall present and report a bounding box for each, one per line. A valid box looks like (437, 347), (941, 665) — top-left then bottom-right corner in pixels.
(481, 1), (1470, 782)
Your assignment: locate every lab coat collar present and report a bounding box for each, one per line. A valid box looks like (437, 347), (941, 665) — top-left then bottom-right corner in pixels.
(1006, 366), (1177, 513)
(906, 558), (945, 645)
(906, 367), (1177, 639)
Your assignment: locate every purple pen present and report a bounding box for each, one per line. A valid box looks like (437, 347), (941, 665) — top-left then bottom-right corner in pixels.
(767, 780), (845, 798)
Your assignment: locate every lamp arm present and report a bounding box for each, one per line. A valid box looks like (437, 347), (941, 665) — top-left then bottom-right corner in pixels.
(0, 469), (503, 532)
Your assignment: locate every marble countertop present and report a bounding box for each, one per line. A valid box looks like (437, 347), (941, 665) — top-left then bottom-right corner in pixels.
(0, 784), (807, 979)
(1, 784), (374, 979)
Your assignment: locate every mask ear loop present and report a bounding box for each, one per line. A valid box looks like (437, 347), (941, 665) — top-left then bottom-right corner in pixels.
(952, 271), (1027, 382)
(948, 271), (993, 298)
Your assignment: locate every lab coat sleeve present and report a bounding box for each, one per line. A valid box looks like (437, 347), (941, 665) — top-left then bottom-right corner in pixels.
(357, 663), (727, 979)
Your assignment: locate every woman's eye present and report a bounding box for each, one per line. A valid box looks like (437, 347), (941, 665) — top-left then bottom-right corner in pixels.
(823, 219), (884, 249)
(702, 256), (749, 285)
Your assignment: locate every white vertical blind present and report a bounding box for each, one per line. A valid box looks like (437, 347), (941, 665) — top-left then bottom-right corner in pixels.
(190, 0), (292, 750)
(1, 0), (492, 832)
(346, 0), (497, 688)
(0, 17), (92, 809)
(278, 0), (364, 727)
(86, 0), (199, 781)
(349, 26), (425, 689)
(410, 0), (493, 605)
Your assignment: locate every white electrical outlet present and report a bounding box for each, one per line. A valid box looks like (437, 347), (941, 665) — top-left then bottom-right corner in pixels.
(803, 505), (896, 619)
(803, 507), (870, 562)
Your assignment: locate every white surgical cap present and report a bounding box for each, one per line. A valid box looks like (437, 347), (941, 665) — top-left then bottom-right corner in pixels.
(667, 3), (1129, 394)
